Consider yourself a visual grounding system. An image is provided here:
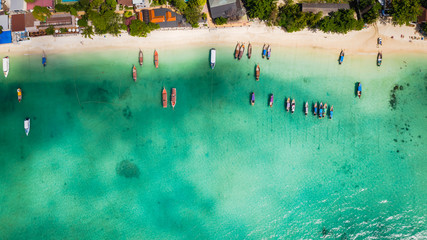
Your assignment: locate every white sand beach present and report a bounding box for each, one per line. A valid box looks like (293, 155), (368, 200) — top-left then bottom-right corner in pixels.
(1, 22), (426, 55)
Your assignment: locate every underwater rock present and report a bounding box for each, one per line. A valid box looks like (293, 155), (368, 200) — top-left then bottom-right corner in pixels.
(116, 160), (140, 178)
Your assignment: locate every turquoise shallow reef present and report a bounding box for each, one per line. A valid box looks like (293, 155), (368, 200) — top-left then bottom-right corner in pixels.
(0, 46), (426, 239)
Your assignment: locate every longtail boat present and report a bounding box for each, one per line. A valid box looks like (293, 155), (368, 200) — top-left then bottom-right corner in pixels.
(210, 48), (216, 69)
(357, 83), (362, 98)
(251, 92), (255, 105)
(314, 102), (318, 115)
(24, 118), (30, 136)
(377, 52), (382, 66)
(339, 50), (344, 65)
(234, 43), (240, 59)
(267, 45), (271, 60)
(132, 65), (137, 82)
(139, 49), (143, 66)
(17, 88), (22, 102)
(323, 103), (327, 118)
(3, 56), (9, 77)
(305, 102), (308, 115)
(154, 50), (159, 68)
(42, 51), (47, 67)
(171, 88), (176, 109)
(330, 105), (334, 119)
(319, 102), (323, 119)
(286, 98), (290, 112)
(291, 99), (295, 113)
(238, 44), (245, 60)
(247, 43), (252, 59)
(255, 64), (260, 81)
(262, 44), (267, 58)
(162, 87), (167, 108)
(269, 94), (274, 107)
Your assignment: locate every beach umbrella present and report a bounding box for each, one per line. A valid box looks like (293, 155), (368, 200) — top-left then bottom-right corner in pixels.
(55, 30), (59, 33)
(68, 29), (71, 32)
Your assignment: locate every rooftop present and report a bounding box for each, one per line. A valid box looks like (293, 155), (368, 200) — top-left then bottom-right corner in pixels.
(142, 8), (189, 28)
(10, 0), (26, 11)
(0, 15), (9, 31)
(208, 0), (245, 20)
(301, 3), (350, 16)
(27, 0), (54, 10)
(209, 0), (237, 8)
(118, 0), (133, 6)
(11, 14), (26, 32)
(418, 7), (427, 23)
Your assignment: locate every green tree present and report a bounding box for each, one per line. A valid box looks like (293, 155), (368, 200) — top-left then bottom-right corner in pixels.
(32, 6), (52, 21)
(82, 26), (94, 39)
(45, 26), (55, 35)
(195, 0), (206, 6)
(169, 0), (187, 13)
(0, 26), (3, 34)
(70, 7), (78, 16)
(55, 3), (71, 13)
(318, 9), (364, 33)
(25, 0), (35, 3)
(124, 11), (133, 18)
(243, 0), (277, 21)
(278, 3), (307, 32)
(184, 0), (202, 27)
(77, 18), (88, 27)
(422, 23), (427, 34)
(214, 17), (228, 25)
(129, 20), (160, 37)
(391, 0), (422, 25)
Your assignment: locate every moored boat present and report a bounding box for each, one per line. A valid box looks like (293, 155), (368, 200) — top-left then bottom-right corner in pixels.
(323, 103), (327, 118)
(3, 56), (9, 77)
(262, 44), (267, 58)
(42, 51), (47, 67)
(162, 87), (167, 108)
(238, 44), (245, 60)
(132, 65), (137, 82)
(357, 83), (362, 98)
(269, 94), (274, 107)
(251, 92), (255, 105)
(377, 51), (382, 66)
(139, 49), (143, 66)
(291, 99), (295, 113)
(267, 45), (271, 60)
(319, 102), (323, 119)
(154, 50), (159, 68)
(329, 105), (334, 119)
(247, 43), (252, 59)
(377, 37), (382, 46)
(286, 98), (290, 111)
(24, 118), (30, 136)
(210, 48), (216, 69)
(17, 88), (22, 103)
(314, 102), (318, 115)
(171, 88), (176, 109)
(255, 64), (260, 81)
(234, 43), (240, 59)
(339, 50), (344, 65)
(305, 102), (308, 115)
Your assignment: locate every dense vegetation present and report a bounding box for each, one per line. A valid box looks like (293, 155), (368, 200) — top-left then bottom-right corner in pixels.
(277, 3), (322, 32)
(214, 17), (228, 25)
(32, 6), (52, 21)
(391, 0), (422, 25)
(129, 20), (160, 37)
(167, 0), (204, 27)
(243, 0), (277, 21)
(318, 9), (364, 33)
(358, 0), (381, 24)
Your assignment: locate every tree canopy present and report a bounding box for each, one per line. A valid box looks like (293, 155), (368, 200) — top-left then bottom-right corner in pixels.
(243, 0), (277, 21)
(32, 6), (52, 21)
(277, 3), (322, 32)
(391, 0), (422, 25)
(318, 9), (364, 34)
(129, 20), (160, 37)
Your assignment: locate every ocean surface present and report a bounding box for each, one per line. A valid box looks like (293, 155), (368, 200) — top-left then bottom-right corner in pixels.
(0, 45), (426, 239)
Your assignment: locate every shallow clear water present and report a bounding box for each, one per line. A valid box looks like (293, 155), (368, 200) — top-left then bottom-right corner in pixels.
(0, 46), (426, 239)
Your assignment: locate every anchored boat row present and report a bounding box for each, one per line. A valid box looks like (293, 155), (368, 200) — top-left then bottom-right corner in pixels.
(162, 87), (176, 109)
(338, 50), (382, 66)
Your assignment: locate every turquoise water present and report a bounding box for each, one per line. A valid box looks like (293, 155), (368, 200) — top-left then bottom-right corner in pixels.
(0, 46), (426, 239)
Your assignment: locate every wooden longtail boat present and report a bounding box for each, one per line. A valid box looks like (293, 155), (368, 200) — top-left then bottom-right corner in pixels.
(319, 102), (323, 119)
(255, 64), (260, 81)
(329, 105), (334, 119)
(17, 88), (22, 103)
(238, 44), (245, 60)
(251, 92), (255, 105)
(247, 43), (252, 59)
(323, 103), (327, 118)
(305, 102), (308, 115)
(291, 99), (295, 113)
(154, 50), (159, 68)
(162, 87), (167, 108)
(377, 51), (382, 66)
(314, 102), (318, 115)
(267, 45), (271, 60)
(139, 49), (143, 66)
(42, 51), (47, 67)
(269, 94), (274, 107)
(132, 65), (137, 82)
(357, 83), (362, 98)
(286, 98), (290, 111)
(234, 43), (240, 59)
(339, 50), (344, 65)
(262, 44), (267, 58)
(171, 88), (176, 109)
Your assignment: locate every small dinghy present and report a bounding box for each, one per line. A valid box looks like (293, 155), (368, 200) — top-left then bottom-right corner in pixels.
(24, 118), (30, 136)
(17, 88), (22, 102)
(269, 94), (274, 107)
(305, 102), (308, 115)
(291, 99), (295, 113)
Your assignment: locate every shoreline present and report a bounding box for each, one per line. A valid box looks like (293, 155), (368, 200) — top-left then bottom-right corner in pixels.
(1, 22), (426, 56)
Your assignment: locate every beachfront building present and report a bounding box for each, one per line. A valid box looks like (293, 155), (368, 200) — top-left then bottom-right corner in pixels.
(9, 0), (27, 13)
(301, 3), (350, 17)
(11, 14), (30, 42)
(418, 7), (427, 24)
(133, 0), (150, 9)
(207, 0), (245, 21)
(118, 0), (134, 7)
(141, 8), (189, 28)
(0, 15), (9, 31)
(26, 0), (55, 11)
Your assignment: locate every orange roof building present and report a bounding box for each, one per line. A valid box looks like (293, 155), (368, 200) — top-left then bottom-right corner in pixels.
(149, 10), (165, 23)
(166, 12), (176, 22)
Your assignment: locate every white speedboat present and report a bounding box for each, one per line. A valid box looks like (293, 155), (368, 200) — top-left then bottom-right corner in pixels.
(210, 48), (216, 69)
(24, 118), (30, 136)
(3, 56), (9, 77)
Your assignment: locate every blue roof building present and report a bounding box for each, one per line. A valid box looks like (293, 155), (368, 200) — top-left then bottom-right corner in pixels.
(0, 31), (12, 44)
